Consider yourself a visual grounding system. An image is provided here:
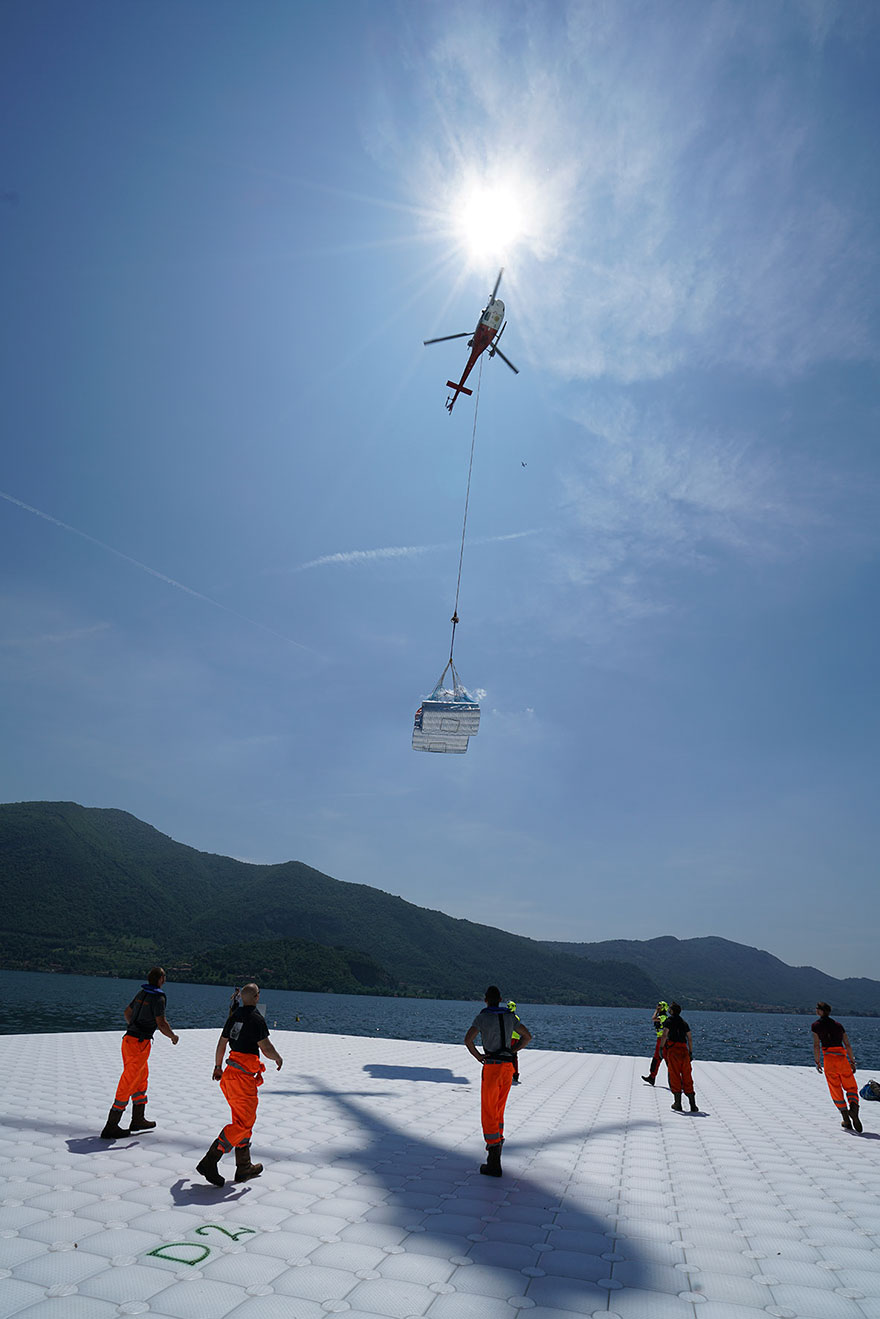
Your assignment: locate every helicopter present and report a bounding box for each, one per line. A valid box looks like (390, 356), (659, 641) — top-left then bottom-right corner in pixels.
(424, 269), (519, 412)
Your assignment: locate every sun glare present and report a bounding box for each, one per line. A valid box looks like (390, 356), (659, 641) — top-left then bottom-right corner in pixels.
(453, 174), (535, 265)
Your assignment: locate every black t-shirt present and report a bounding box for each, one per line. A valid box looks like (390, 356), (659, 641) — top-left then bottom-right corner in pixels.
(222, 1004), (269, 1056)
(126, 987), (167, 1040)
(665, 1014), (690, 1044)
(812, 1016), (845, 1049)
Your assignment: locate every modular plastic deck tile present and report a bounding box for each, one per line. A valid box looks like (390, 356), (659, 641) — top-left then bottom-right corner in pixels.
(1, 1030), (880, 1319)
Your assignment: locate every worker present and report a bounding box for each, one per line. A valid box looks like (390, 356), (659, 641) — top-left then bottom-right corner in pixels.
(508, 1000), (523, 1084)
(196, 983), (283, 1187)
(642, 1000), (669, 1086)
(101, 967), (179, 1139)
(465, 986), (532, 1177)
(812, 1002), (862, 1132)
(659, 1002), (698, 1113)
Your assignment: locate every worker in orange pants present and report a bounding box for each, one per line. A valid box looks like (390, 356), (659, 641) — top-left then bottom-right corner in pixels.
(465, 985), (532, 1177)
(660, 1003), (699, 1113)
(812, 1002), (862, 1132)
(196, 983), (283, 1187)
(101, 967), (179, 1139)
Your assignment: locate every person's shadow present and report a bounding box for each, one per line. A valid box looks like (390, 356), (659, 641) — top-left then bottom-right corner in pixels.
(66, 1135), (136, 1155)
(257, 1074), (653, 1313)
(169, 1178), (250, 1204)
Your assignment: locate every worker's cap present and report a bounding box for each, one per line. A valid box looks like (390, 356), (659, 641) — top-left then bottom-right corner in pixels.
(657, 1001), (668, 1009)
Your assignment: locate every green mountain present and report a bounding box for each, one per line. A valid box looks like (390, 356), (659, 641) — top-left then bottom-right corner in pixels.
(542, 935), (880, 1015)
(0, 801), (657, 1006)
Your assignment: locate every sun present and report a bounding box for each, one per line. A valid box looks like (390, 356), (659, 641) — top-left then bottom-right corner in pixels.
(452, 172), (536, 266)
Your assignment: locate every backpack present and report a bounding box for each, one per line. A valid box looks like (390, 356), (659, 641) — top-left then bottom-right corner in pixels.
(859, 1080), (880, 1101)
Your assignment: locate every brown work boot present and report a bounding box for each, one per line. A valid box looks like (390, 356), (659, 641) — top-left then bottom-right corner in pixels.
(840, 1107), (853, 1130)
(129, 1103), (156, 1132)
(234, 1143), (263, 1182)
(480, 1144), (503, 1177)
(100, 1107), (130, 1139)
(642, 1075), (655, 1086)
(196, 1138), (226, 1187)
(849, 1102), (862, 1133)
(671, 1093), (683, 1112)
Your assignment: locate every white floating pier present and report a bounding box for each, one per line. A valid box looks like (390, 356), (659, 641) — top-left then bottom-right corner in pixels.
(1, 1028), (880, 1318)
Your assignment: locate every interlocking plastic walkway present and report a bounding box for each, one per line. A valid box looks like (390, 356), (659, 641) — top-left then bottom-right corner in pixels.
(1, 1029), (879, 1319)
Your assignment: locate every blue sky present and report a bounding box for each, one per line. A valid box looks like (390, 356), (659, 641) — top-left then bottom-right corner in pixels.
(2, 1), (878, 980)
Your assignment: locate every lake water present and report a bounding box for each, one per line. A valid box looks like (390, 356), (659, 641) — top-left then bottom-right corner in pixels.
(4, 969), (880, 1069)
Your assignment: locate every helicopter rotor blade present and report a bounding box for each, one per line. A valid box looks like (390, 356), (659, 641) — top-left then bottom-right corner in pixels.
(493, 345), (519, 374)
(423, 332), (470, 345)
(491, 268), (504, 300)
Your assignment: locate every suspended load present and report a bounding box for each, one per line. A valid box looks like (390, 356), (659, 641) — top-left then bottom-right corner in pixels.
(412, 660), (480, 754)
(412, 268), (519, 755)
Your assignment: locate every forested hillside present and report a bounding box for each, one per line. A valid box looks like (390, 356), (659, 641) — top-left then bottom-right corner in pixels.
(0, 802), (657, 1005)
(544, 934), (880, 1015)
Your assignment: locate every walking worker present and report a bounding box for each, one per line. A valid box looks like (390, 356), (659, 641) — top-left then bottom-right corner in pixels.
(642, 999), (669, 1086)
(101, 967), (179, 1139)
(196, 983), (283, 1187)
(812, 1002), (862, 1132)
(465, 986), (532, 1177)
(508, 1000), (523, 1084)
(660, 1001), (698, 1113)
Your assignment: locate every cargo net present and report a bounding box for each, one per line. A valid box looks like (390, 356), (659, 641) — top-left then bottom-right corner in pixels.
(412, 659), (481, 754)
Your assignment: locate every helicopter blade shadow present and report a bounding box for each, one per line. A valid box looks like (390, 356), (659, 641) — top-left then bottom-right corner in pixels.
(258, 1073), (651, 1311)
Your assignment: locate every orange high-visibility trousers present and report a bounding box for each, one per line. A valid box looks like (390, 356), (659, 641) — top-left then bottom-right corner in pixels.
(666, 1042), (693, 1095)
(112, 1036), (151, 1113)
(822, 1048), (857, 1112)
(648, 1036), (667, 1077)
(481, 1061), (514, 1146)
(218, 1052), (265, 1151)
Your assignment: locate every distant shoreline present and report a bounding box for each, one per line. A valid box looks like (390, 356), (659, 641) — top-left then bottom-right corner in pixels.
(7, 963), (880, 1015)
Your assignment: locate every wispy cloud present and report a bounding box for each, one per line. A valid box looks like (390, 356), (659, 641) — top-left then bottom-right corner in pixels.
(541, 391), (838, 639)
(0, 622), (111, 648)
(0, 489), (312, 652)
(291, 529), (538, 573)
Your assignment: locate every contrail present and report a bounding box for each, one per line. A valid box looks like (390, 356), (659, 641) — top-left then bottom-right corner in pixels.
(294, 529), (538, 573)
(0, 489), (312, 652)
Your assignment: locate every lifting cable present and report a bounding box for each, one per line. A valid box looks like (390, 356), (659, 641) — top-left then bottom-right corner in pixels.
(448, 356), (483, 669)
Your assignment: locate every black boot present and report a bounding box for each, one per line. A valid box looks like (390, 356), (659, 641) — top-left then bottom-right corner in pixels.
(642, 1074), (656, 1086)
(196, 1138), (226, 1187)
(234, 1143), (263, 1183)
(849, 1102), (863, 1133)
(687, 1093), (699, 1112)
(129, 1103), (156, 1132)
(671, 1093), (683, 1112)
(840, 1107), (853, 1130)
(100, 1107), (130, 1139)
(480, 1143), (503, 1177)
